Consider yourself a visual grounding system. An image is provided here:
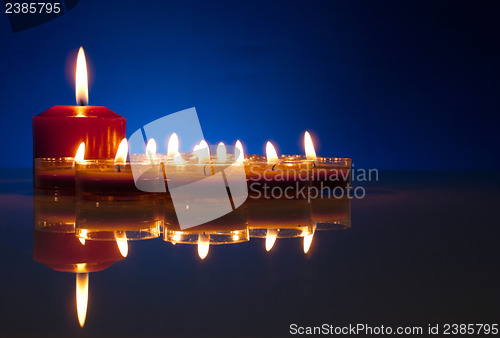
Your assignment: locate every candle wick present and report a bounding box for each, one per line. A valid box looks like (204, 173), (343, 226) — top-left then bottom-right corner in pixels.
(79, 99), (85, 106)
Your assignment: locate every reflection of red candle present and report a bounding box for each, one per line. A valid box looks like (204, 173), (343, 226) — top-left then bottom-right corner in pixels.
(33, 47), (125, 159)
(33, 230), (125, 273)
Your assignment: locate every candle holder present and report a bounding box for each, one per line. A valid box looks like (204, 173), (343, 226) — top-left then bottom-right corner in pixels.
(311, 157), (352, 190)
(34, 189), (77, 233)
(75, 159), (163, 201)
(245, 155), (313, 200)
(75, 199), (162, 241)
(35, 157), (77, 190)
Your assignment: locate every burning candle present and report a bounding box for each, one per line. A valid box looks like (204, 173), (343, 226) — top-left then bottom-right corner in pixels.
(33, 47), (126, 160)
(304, 131), (352, 190)
(34, 142), (85, 190)
(75, 139), (164, 201)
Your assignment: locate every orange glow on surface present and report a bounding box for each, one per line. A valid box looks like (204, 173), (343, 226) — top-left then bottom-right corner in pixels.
(304, 131), (317, 161)
(75, 47), (88, 105)
(114, 139), (128, 164)
(76, 273), (89, 327)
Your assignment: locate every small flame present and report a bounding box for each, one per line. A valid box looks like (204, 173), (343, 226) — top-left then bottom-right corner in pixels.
(198, 233), (210, 259)
(266, 141), (279, 165)
(146, 138), (156, 159)
(235, 140), (244, 163)
(167, 133), (179, 158)
(216, 142), (227, 161)
(114, 138), (128, 164)
(197, 140), (211, 164)
(265, 229), (278, 251)
(303, 233), (314, 254)
(115, 232), (128, 257)
(76, 273), (89, 327)
(304, 131), (317, 161)
(79, 229), (87, 245)
(74, 142), (85, 162)
(75, 47), (89, 105)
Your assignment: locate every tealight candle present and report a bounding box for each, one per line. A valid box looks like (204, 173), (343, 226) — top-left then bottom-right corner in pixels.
(75, 139), (164, 201)
(34, 142), (85, 190)
(311, 196), (351, 230)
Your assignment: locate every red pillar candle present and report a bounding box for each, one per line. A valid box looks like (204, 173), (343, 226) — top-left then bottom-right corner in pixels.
(33, 47), (125, 160)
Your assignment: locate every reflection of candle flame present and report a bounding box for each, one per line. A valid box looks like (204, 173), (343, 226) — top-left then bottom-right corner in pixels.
(266, 141), (278, 165)
(303, 233), (314, 254)
(75, 142), (85, 162)
(304, 131), (317, 161)
(76, 273), (89, 327)
(216, 142), (227, 161)
(146, 138), (156, 160)
(79, 229), (87, 245)
(114, 139), (128, 164)
(115, 232), (128, 257)
(167, 133), (179, 158)
(265, 229), (278, 251)
(198, 233), (210, 259)
(75, 47), (88, 106)
(235, 140), (244, 163)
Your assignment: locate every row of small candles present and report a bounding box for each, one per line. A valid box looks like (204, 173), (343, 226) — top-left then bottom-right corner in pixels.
(36, 131), (350, 190)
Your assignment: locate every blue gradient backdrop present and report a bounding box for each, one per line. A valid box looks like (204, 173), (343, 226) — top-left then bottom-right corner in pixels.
(0, 0), (498, 169)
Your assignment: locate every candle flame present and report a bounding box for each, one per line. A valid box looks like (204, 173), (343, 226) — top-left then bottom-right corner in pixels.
(266, 141), (279, 165)
(197, 140), (211, 164)
(265, 229), (278, 251)
(167, 133), (179, 158)
(76, 273), (89, 327)
(146, 138), (156, 160)
(198, 233), (210, 259)
(235, 140), (244, 163)
(114, 138), (128, 164)
(304, 131), (317, 161)
(115, 232), (128, 257)
(79, 229), (87, 245)
(74, 142), (85, 162)
(303, 233), (314, 254)
(216, 142), (227, 161)
(75, 47), (89, 105)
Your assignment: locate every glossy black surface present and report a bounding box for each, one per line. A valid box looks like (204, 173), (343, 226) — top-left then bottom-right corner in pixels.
(0, 169), (498, 337)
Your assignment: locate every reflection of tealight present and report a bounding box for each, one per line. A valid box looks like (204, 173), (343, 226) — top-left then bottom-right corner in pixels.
(311, 196), (351, 230)
(34, 189), (76, 233)
(75, 199), (162, 241)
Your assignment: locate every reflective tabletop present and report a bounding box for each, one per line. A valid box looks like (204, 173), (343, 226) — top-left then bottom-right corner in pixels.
(0, 169), (498, 337)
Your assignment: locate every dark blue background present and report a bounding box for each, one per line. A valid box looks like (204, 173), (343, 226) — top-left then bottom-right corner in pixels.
(0, 0), (498, 169)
